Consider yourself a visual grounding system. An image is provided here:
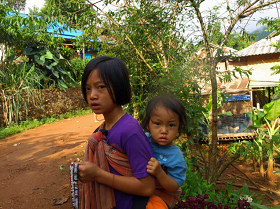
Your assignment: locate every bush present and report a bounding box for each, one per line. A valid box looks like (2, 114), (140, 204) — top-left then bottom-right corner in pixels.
(177, 157), (264, 209)
(175, 194), (251, 209)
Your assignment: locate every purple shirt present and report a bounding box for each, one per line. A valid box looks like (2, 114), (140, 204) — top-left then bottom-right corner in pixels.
(106, 114), (153, 209)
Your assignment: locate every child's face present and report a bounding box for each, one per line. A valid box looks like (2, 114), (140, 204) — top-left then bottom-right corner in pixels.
(147, 105), (179, 146)
(85, 69), (118, 116)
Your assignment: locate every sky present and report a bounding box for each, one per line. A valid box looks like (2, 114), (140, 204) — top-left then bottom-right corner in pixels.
(25, 0), (45, 13)
(24, 0), (279, 32)
(199, 0), (279, 32)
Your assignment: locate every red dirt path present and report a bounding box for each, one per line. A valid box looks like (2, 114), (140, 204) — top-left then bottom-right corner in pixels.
(1, 113), (280, 208)
(0, 113), (102, 209)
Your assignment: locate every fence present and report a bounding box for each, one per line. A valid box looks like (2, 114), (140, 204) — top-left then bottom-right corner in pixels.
(0, 88), (88, 127)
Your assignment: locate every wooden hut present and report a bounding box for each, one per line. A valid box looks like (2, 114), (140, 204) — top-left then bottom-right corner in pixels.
(200, 34), (280, 142)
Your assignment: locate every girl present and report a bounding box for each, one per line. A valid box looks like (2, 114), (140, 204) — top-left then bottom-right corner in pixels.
(142, 94), (188, 208)
(78, 56), (155, 209)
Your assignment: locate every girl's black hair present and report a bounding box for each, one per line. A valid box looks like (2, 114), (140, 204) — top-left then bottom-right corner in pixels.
(141, 94), (188, 135)
(81, 56), (132, 105)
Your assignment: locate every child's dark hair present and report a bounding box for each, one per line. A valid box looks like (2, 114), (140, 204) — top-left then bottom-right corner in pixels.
(81, 56), (132, 105)
(141, 94), (187, 135)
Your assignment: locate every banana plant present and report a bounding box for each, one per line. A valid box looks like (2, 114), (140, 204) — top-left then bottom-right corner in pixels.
(264, 118), (280, 180)
(245, 99), (280, 181)
(254, 129), (266, 177)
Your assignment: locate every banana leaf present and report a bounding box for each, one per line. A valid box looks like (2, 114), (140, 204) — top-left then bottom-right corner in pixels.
(263, 99), (280, 121)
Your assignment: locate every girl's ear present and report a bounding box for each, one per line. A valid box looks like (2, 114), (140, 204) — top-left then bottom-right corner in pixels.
(146, 125), (150, 131)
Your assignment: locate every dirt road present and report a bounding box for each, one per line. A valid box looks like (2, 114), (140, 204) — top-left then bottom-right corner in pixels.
(0, 113), (103, 209)
(1, 113), (280, 208)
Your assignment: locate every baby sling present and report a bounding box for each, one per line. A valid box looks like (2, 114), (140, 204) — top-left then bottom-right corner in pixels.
(81, 124), (181, 209)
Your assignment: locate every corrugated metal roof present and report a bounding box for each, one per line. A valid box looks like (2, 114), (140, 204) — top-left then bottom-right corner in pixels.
(237, 35), (280, 57)
(196, 44), (237, 58)
(201, 78), (250, 95)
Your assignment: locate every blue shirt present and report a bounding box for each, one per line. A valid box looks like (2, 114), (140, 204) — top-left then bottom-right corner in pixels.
(146, 133), (187, 187)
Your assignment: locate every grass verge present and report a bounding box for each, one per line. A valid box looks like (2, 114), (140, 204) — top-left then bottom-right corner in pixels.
(0, 108), (92, 139)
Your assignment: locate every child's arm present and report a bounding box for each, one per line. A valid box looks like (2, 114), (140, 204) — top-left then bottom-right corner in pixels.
(78, 161), (155, 196)
(147, 157), (179, 193)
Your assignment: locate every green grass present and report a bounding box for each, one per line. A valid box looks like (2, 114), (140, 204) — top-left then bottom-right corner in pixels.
(0, 108), (92, 139)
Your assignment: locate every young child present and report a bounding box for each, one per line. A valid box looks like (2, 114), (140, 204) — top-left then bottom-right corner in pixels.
(78, 56), (155, 209)
(141, 94), (188, 208)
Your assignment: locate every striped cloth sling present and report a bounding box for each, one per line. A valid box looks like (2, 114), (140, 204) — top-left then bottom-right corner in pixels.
(154, 181), (182, 208)
(81, 125), (181, 209)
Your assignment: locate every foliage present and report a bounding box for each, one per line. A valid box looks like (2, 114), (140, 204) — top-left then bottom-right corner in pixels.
(1, 0), (279, 199)
(250, 25), (274, 41)
(178, 155), (265, 208)
(1, 0), (26, 12)
(184, 0), (279, 185)
(0, 4), (78, 89)
(258, 17), (280, 99)
(195, 6), (256, 51)
(68, 57), (90, 84)
(176, 194), (252, 209)
(258, 17), (279, 36)
(42, 0), (92, 25)
(202, 90), (233, 135)
(0, 4), (85, 125)
(0, 108), (92, 139)
(0, 58), (44, 125)
(225, 32), (256, 51)
(42, 0), (99, 51)
(181, 157), (215, 199)
(230, 100), (280, 181)
(178, 157), (264, 208)
(215, 182), (263, 207)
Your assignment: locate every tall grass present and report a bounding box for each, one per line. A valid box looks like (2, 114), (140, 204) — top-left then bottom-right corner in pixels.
(1, 57), (44, 126)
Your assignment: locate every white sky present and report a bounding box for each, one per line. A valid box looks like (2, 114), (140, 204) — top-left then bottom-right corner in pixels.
(25, 0), (279, 32)
(25, 0), (45, 13)
(200, 1), (280, 32)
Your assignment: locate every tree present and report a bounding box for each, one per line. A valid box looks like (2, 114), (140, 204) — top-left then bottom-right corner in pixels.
(0, 4), (78, 125)
(44, 0), (200, 116)
(1, 0), (26, 12)
(188, 0), (279, 183)
(41, 0), (93, 25)
(38, 0), (279, 184)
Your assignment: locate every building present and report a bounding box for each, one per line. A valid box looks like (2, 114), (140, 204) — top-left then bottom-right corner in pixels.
(217, 34), (280, 110)
(199, 35), (280, 141)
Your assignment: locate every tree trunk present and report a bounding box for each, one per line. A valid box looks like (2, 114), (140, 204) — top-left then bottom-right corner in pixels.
(210, 148), (241, 183)
(207, 63), (218, 184)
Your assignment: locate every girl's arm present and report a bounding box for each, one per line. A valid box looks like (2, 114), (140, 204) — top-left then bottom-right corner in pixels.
(78, 161), (155, 196)
(147, 157), (179, 193)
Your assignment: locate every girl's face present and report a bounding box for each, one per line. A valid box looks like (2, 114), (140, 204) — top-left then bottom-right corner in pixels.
(147, 105), (179, 146)
(85, 69), (118, 116)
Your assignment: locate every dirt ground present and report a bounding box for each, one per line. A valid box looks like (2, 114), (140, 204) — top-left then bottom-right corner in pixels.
(0, 113), (102, 209)
(0, 113), (280, 209)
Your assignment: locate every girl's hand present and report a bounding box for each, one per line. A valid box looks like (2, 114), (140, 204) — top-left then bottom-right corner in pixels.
(147, 157), (164, 178)
(147, 157), (179, 193)
(78, 161), (102, 183)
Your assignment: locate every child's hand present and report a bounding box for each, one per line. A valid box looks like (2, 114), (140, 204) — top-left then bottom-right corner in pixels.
(147, 157), (164, 178)
(78, 161), (102, 183)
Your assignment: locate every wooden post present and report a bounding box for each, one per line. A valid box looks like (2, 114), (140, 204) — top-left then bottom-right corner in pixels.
(262, 89), (265, 108)
(256, 91), (260, 109)
(268, 87), (271, 103)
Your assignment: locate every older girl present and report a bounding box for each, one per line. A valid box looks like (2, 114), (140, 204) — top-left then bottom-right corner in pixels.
(78, 56), (155, 209)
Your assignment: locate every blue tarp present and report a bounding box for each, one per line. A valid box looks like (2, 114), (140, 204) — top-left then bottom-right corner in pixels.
(47, 27), (84, 40)
(227, 95), (251, 102)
